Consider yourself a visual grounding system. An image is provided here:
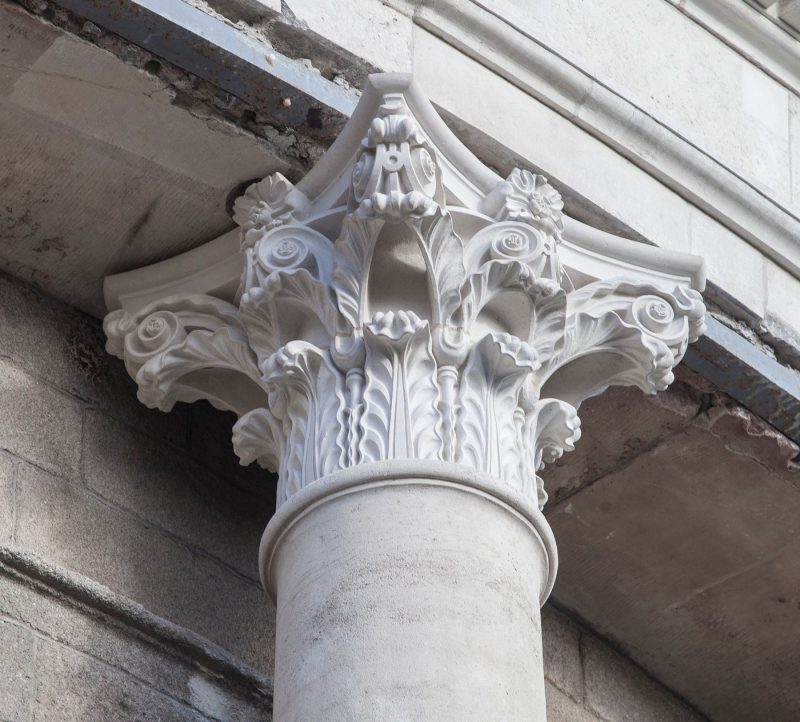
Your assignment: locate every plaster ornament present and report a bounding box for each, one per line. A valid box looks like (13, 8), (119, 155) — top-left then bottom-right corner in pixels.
(232, 172), (309, 248)
(104, 74), (706, 510)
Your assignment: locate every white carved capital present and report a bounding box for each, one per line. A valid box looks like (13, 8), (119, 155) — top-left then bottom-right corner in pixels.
(103, 74), (705, 510)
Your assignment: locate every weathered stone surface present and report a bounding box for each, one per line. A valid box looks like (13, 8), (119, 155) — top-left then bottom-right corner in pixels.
(0, 547), (272, 717)
(0, 2), (289, 319)
(542, 605), (584, 703)
(0, 270), (104, 399)
(277, 0), (413, 74)
(82, 408), (267, 580)
(545, 372), (707, 504)
(32, 638), (214, 722)
(545, 682), (595, 722)
(205, 0), (280, 22)
(0, 618), (36, 721)
(583, 635), (703, 722)
(549, 400), (800, 722)
(12, 459), (275, 672)
(0, 453), (16, 546)
(0, 272), (192, 447)
(0, 577), (197, 715)
(0, 360), (83, 478)
(541, 613), (703, 722)
(478, 0), (791, 203)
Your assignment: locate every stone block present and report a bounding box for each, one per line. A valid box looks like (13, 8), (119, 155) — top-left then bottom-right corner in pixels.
(689, 209), (766, 320)
(0, 571), (190, 714)
(0, 453), (16, 545)
(188, 400), (277, 510)
(31, 638), (206, 722)
(0, 618), (36, 722)
(0, 360), (82, 479)
(544, 382), (698, 503)
(549, 401), (800, 721)
(0, 271), (101, 398)
(765, 257), (800, 347)
(0, 273), (192, 448)
(12, 460), (275, 672)
(545, 681), (596, 722)
(82, 408), (267, 580)
(279, 0), (413, 73)
(583, 634), (703, 722)
(490, 0), (790, 201)
(542, 605), (584, 703)
(0, 565), (271, 719)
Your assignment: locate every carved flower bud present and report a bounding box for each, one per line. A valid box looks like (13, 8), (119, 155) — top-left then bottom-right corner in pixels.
(256, 232), (314, 275)
(103, 310), (137, 358)
(367, 114), (421, 145)
(500, 169), (564, 240)
(632, 296), (676, 335)
(232, 172), (308, 250)
(488, 223), (544, 263)
(124, 311), (186, 367)
(368, 310), (426, 340)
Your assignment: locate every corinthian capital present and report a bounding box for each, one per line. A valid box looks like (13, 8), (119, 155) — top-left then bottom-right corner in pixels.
(103, 74), (705, 510)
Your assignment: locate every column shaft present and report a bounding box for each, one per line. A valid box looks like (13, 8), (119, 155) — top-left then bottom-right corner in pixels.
(261, 462), (557, 722)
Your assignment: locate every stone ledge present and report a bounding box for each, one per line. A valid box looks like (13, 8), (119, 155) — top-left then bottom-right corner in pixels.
(0, 544), (273, 703)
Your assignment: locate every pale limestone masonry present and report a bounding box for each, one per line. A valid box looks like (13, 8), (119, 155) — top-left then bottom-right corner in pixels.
(0, 272), (704, 719)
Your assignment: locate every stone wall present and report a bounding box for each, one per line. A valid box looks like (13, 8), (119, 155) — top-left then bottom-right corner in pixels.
(0, 270), (703, 720)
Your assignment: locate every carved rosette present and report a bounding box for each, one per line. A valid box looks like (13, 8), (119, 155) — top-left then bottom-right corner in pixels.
(104, 83), (705, 510)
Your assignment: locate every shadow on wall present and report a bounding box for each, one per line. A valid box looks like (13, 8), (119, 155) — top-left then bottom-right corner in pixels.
(0, 272), (279, 718)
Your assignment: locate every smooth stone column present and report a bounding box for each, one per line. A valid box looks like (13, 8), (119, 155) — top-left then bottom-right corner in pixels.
(260, 460), (557, 722)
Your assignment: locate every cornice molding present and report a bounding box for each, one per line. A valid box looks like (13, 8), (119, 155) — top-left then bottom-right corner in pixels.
(414, 0), (800, 281)
(103, 74), (705, 510)
(669, 0), (800, 96)
(68, 0), (799, 299)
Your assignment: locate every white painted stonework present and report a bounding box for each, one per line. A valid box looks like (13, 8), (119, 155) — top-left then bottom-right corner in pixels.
(103, 74), (706, 720)
(261, 461), (558, 720)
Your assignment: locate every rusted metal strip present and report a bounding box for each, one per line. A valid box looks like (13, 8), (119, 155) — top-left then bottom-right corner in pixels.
(51, 0), (358, 132)
(684, 316), (800, 446)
